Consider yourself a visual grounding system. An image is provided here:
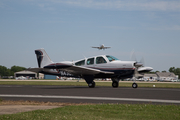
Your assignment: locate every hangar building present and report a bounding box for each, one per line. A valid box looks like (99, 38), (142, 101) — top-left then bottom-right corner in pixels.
(14, 70), (37, 78)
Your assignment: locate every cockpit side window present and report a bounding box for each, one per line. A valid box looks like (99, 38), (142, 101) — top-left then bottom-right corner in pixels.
(75, 60), (85, 66)
(96, 57), (107, 64)
(106, 55), (119, 62)
(87, 58), (94, 65)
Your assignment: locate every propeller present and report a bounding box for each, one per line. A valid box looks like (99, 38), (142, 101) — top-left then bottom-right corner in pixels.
(130, 50), (144, 80)
(130, 50), (137, 61)
(130, 50), (144, 68)
(140, 56), (145, 67)
(130, 51), (153, 88)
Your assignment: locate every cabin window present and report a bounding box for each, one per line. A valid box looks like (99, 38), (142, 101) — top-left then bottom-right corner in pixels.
(106, 55), (119, 62)
(87, 58), (94, 65)
(96, 57), (107, 64)
(75, 60), (85, 66)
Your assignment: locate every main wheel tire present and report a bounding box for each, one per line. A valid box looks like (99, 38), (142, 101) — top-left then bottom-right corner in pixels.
(112, 81), (119, 88)
(132, 83), (138, 88)
(88, 81), (95, 88)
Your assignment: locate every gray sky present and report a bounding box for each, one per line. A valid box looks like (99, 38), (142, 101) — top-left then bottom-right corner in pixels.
(0, 0), (180, 72)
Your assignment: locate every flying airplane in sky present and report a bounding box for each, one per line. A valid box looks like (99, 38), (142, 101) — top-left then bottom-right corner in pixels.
(28, 48), (153, 88)
(92, 44), (111, 50)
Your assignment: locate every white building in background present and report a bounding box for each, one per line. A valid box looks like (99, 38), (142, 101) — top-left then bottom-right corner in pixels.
(156, 72), (178, 82)
(143, 74), (158, 82)
(133, 72), (178, 82)
(39, 73), (44, 79)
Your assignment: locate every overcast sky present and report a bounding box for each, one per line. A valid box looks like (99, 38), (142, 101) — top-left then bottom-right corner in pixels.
(0, 0), (180, 72)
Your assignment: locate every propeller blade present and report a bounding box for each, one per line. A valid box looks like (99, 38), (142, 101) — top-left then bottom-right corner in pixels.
(140, 56), (145, 66)
(130, 51), (144, 68)
(130, 50), (137, 62)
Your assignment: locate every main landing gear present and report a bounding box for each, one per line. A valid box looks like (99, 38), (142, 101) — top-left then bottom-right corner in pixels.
(88, 81), (95, 88)
(112, 78), (119, 88)
(112, 81), (119, 88)
(84, 76), (96, 88)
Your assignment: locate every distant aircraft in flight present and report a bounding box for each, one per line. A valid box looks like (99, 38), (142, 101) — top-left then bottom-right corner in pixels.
(92, 44), (111, 50)
(28, 48), (153, 88)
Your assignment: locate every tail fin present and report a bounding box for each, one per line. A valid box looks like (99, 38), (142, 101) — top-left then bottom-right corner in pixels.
(35, 48), (53, 68)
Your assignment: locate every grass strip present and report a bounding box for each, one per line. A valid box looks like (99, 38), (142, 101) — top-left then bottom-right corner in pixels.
(0, 104), (180, 120)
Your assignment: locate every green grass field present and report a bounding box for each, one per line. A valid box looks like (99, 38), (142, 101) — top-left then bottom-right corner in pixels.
(0, 80), (180, 88)
(0, 104), (180, 120)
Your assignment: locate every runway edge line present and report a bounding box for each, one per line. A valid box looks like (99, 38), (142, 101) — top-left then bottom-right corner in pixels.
(0, 94), (180, 104)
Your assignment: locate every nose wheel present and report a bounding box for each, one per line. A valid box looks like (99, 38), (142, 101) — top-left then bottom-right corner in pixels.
(132, 83), (138, 88)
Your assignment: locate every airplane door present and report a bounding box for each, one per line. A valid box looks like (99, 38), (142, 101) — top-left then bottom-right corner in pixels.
(94, 56), (109, 69)
(86, 58), (95, 68)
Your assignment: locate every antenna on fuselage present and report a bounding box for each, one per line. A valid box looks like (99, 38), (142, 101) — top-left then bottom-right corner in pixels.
(82, 54), (87, 59)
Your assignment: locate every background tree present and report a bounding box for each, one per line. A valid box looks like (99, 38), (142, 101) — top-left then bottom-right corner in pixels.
(169, 67), (176, 73)
(10, 66), (26, 73)
(0, 65), (26, 77)
(169, 67), (180, 79)
(0, 66), (11, 76)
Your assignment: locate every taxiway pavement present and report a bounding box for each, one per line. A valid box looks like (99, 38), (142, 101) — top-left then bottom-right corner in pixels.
(0, 85), (180, 104)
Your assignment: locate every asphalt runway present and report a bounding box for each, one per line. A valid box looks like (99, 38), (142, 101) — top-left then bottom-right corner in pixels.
(0, 85), (180, 104)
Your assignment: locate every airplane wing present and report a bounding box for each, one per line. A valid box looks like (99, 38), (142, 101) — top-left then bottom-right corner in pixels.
(92, 47), (100, 49)
(104, 47), (111, 49)
(63, 65), (114, 75)
(44, 63), (114, 75)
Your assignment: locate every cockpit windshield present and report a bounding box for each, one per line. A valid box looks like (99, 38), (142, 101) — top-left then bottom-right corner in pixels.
(106, 55), (119, 62)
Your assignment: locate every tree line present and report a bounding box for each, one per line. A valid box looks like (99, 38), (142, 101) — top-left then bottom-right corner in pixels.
(169, 67), (180, 79)
(0, 65), (26, 77)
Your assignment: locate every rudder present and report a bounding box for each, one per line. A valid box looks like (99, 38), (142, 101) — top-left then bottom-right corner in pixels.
(35, 48), (53, 68)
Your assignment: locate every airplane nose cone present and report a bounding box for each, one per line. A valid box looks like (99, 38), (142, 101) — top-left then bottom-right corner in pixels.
(134, 62), (143, 67)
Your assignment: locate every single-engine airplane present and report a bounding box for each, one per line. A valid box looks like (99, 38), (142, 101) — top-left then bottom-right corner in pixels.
(28, 48), (153, 88)
(92, 44), (111, 50)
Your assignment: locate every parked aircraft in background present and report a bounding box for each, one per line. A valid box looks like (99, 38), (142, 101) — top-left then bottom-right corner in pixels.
(28, 48), (153, 88)
(92, 44), (111, 50)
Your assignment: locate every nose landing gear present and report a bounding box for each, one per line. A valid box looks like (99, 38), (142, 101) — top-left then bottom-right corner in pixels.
(132, 83), (138, 88)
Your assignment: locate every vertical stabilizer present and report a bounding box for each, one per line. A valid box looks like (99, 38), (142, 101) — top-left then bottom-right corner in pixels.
(35, 48), (53, 68)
